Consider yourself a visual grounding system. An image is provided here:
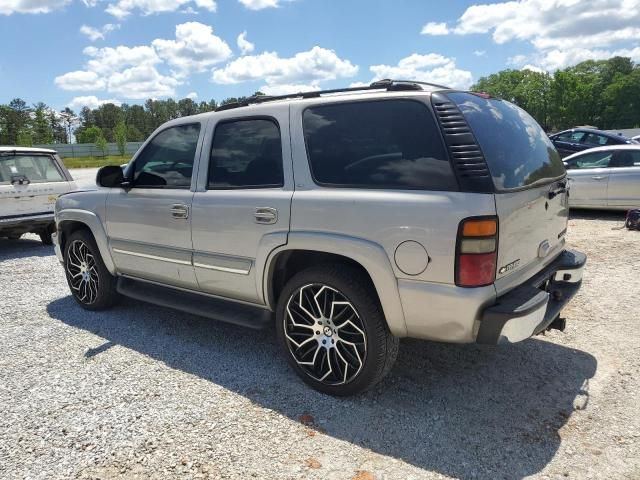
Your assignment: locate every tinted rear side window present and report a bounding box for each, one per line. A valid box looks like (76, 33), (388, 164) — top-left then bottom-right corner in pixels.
(209, 118), (283, 189)
(448, 92), (565, 191)
(303, 100), (457, 191)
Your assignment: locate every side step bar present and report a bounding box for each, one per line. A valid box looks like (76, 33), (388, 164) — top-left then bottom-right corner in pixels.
(116, 277), (273, 329)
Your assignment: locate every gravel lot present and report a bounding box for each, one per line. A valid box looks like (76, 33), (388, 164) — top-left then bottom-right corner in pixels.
(1, 209), (639, 480)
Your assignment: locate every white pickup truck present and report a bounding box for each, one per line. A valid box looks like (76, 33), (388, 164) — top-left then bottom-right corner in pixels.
(0, 147), (76, 244)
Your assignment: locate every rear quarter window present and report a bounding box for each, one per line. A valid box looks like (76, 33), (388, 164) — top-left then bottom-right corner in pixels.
(448, 93), (565, 191)
(303, 99), (457, 191)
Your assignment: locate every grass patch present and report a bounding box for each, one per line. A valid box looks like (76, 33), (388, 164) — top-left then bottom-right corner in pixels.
(62, 155), (131, 169)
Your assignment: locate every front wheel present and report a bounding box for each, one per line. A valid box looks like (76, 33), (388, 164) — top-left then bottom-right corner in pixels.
(63, 229), (119, 310)
(276, 265), (399, 396)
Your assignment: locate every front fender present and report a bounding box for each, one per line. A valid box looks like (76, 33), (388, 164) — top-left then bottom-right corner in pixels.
(262, 231), (408, 337)
(56, 209), (115, 275)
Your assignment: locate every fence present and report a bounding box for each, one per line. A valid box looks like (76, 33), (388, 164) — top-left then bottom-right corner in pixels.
(32, 142), (145, 158)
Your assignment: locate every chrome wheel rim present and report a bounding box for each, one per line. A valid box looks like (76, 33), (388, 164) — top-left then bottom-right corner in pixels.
(66, 240), (99, 304)
(284, 284), (367, 385)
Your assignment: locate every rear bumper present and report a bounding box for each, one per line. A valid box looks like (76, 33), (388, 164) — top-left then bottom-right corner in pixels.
(476, 249), (586, 344)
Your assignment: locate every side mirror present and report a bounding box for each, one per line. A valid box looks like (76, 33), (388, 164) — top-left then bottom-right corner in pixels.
(96, 165), (125, 188)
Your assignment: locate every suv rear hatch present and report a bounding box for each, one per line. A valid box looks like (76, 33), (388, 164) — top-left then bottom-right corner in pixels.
(0, 152), (71, 219)
(441, 92), (568, 295)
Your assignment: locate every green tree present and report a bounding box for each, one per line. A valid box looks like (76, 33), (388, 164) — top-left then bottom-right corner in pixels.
(76, 125), (103, 144)
(16, 129), (33, 146)
(114, 121), (127, 156)
(32, 102), (54, 144)
(95, 135), (108, 157)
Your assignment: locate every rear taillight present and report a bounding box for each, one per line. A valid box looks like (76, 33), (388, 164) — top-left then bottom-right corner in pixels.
(456, 217), (498, 287)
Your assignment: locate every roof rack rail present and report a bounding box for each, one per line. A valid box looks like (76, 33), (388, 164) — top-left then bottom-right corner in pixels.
(214, 79), (452, 112)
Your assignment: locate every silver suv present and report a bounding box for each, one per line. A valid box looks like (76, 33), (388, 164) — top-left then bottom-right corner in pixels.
(54, 80), (586, 396)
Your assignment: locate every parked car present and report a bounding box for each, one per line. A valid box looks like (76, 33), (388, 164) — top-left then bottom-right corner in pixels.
(563, 145), (640, 209)
(549, 128), (636, 158)
(1, 147), (76, 244)
(53, 80), (586, 395)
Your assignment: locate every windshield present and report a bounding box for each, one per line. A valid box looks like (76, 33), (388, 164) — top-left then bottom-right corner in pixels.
(0, 154), (65, 184)
(448, 92), (566, 191)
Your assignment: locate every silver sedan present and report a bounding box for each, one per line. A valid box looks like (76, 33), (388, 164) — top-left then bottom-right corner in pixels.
(563, 145), (640, 210)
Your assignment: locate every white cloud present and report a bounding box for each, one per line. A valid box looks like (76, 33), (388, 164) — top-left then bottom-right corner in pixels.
(508, 54), (528, 66)
(0, 0), (69, 15)
(444, 0), (640, 70)
(238, 0), (280, 10)
(237, 31), (255, 55)
(152, 22), (232, 77)
(536, 45), (640, 71)
(259, 83), (320, 96)
(473, 50), (486, 57)
(84, 44), (160, 75)
(211, 46), (358, 90)
(105, 0), (216, 18)
(368, 53), (473, 90)
(80, 23), (119, 41)
(108, 64), (181, 99)
(55, 70), (106, 91)
(421, 22), (449, 36)
(68, 96), (121, 110)
(186, 91), (198, 99)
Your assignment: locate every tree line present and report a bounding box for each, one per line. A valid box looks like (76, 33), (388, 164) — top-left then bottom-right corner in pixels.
(1, 56), (638, 149)
(472, 56), (639, 132)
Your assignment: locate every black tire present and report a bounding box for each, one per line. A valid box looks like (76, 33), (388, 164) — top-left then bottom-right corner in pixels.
(7, 234), (22, 240)
(276, 264), (399, 396)
(63, 229), (119, 310)
(39, 228), (53, 245)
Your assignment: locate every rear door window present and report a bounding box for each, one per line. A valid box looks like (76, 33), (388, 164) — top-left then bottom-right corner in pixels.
(208, 118), (283, 189)
(566, 151), (613, 169)
(303, 100), (457, 191)
(0, 154), (65, 184)
(448, 92), (565, 191)
(582, 133), (608, 146)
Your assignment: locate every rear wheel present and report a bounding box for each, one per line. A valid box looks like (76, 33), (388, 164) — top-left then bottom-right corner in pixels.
(64, 229), (119, 310)
(276, 264), (398, 396)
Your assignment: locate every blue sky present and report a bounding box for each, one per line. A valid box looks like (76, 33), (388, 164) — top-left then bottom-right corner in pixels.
(1, 0), (639, 111)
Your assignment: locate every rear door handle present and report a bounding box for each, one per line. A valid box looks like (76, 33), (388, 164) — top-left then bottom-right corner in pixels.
(170, 204), (189, 219)
(254, 207), (277, 224)
(591, 176), (606, 180)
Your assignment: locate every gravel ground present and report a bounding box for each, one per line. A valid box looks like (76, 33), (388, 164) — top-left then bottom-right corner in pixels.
(0, 210), (638, 480)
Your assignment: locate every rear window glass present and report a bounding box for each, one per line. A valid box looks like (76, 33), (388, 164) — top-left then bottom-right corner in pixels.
(449, 92), (565, 191)
(303, 100), (457, 191)
(0, 154), (65, 184)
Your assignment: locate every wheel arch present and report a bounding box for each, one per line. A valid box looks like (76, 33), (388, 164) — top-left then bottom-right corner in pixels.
(57, 209), (116, 274)
(263, 232), (408, 337)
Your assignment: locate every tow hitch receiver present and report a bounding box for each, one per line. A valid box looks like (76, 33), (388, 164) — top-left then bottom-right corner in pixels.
(547, 315), (566, 332)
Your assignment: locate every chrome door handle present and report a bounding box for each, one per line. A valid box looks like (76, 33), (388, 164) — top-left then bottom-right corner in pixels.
(254, 207), (277, 225)
(591, 176), (606, 180)
(170, 204), (189, 219)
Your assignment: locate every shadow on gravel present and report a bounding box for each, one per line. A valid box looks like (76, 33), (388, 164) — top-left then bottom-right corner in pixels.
(0, 237), (54, 261)
(569, 208), (627, 223)
(48, 295), (597, 480)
